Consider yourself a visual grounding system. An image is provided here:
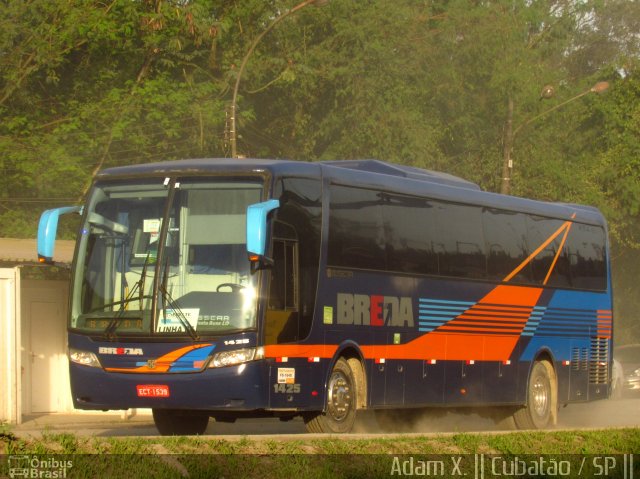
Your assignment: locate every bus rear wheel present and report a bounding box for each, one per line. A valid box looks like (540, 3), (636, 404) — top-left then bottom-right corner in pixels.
(513, 360), (556, 430)
(304, 357), (357, 433)
(152, 409), (209, 435)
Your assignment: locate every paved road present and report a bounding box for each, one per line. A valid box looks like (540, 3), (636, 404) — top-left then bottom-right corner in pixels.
(12, 398), (638, 438)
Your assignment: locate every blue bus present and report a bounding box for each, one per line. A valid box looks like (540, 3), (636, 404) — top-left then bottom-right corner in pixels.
(38, 159), (613, 434)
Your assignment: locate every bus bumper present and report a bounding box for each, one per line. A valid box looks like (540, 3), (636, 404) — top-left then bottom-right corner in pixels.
(69, 360), (270, 411)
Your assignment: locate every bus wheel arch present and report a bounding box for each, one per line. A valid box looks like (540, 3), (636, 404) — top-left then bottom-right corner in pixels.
(304, 346), (366, 433)
(338, 346), (367, 410)
(514, 353), (558, 429)
(323, 344), (367, 410)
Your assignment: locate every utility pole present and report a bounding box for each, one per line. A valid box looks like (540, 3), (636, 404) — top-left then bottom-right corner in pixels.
(230, 0), (328, 158)
(500, 81), (609, 195)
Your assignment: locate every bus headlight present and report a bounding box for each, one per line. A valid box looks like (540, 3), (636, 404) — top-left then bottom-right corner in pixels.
(209, 347), (264, 368)
(69, 348), (102, 368)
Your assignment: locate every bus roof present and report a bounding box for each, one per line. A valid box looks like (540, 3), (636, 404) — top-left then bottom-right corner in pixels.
(97, 158), (606, 227)
(97, 158), (478, 187)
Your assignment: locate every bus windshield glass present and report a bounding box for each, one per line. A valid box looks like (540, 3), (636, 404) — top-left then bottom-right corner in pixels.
(70, 178), (264, 337)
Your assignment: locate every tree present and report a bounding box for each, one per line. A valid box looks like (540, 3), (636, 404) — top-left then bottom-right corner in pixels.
(231, 0), (447, 169)
(1, 0), (638, 250)
(594, 72), (640, 246)
(0, 0), (228, 237)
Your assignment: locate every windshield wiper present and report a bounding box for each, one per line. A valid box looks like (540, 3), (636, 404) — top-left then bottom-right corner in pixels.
(158, 259), (199, 341)
(87, 296), (152, 315)
(138, 252), (150, 310)
(103, 253), (151, 338)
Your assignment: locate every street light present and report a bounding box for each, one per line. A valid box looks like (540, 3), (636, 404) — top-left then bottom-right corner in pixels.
(500, 81), (610, 195)
(229, 0), (328, 158)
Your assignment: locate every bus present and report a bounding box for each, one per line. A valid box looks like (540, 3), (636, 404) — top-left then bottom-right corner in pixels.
(37, 158), (613, 435)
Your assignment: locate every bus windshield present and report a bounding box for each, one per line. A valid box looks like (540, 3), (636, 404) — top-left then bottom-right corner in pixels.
(70, 178), (264, 337)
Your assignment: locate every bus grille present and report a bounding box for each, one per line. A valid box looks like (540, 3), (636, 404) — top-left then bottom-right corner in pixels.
(589, 338), (609, 384)
(571, 348), (588, 371)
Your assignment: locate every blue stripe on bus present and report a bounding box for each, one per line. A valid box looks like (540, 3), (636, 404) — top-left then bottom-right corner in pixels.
(418, 298), (474, 332)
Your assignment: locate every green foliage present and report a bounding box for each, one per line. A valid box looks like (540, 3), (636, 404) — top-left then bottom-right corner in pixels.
(2, 429), (639, 478)
(4, 428), (638, 456)
(246, 0), (448, 166)
(1, 0), (638, 234)
(595, 75), (640, 244)
(0, 1), (639, 330)
(0, 0), (227, 237)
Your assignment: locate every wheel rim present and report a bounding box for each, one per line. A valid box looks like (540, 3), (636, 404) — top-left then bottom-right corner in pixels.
(531, 374), (550, 418)
(327, 370), (352, 422)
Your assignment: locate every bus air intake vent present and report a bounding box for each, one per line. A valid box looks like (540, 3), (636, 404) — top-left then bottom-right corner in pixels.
(589, 338), (609, 384)
(571, 348), (588, 371)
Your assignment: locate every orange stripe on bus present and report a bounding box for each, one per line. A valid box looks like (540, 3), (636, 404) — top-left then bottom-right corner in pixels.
(264, 344), (339, 359)
(437, 326), (524, 334)
(460, 315), (530, 322)
(263, 285), (545, 363)
(543, 221), (572, 285)
(480, 285), (543, 306)
(503, 219), (573, 283)
(264, 330), (523, 363)
(361, 332), (520, 362)
(104, 343), (212, 373)
(266, 333), (523, 364)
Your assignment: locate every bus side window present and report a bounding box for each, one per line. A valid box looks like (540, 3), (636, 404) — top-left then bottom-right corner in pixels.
(265, 221), (300, 344)
(268, 239), (298, 310)
(567, 224), (606, 291)
(483, 208), (531, 282)
(527, 216), (571, 287)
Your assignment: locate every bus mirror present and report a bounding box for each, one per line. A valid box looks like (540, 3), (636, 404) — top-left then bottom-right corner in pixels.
(246, 199), (279, 266)
(37, 206), (82, 263)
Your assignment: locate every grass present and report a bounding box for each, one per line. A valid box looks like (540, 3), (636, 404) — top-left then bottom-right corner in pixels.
(1, 428), (638, 478)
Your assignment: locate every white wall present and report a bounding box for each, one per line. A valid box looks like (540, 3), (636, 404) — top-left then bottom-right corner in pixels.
(0, 268), (21, 424)
(1, 269), (142, 421)
(21, 279), (73, 414)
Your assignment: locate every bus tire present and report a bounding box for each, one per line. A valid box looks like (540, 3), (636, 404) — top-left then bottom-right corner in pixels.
(152, 409), (209, 435)
(513, 360), (556, 430)
(304, 357), (357, 433)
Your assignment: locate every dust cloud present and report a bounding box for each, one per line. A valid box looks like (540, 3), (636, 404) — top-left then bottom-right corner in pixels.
(352, 398), (640, 434)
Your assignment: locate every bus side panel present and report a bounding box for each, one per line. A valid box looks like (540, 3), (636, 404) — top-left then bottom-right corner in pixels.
(316, 271), (612, 410)
(367, 331), (387, 406)
(403, 359), (445, 406)
(518, 289), (613, 403)
(318, 272), (526, 408)
(482, 341), (522, 404)
(268, 358), (314, 409)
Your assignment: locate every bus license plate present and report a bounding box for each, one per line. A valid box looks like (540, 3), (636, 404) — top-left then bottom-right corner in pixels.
(136, 384), (170, 397)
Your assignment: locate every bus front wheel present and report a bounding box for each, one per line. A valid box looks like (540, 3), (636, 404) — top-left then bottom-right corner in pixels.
(513, 360), (556, 430)
(304, 357), (357, 433)
(152, 409), (209, 435)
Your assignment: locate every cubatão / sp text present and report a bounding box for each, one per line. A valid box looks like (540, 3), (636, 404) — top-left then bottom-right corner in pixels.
(390, 456), (575, 476)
